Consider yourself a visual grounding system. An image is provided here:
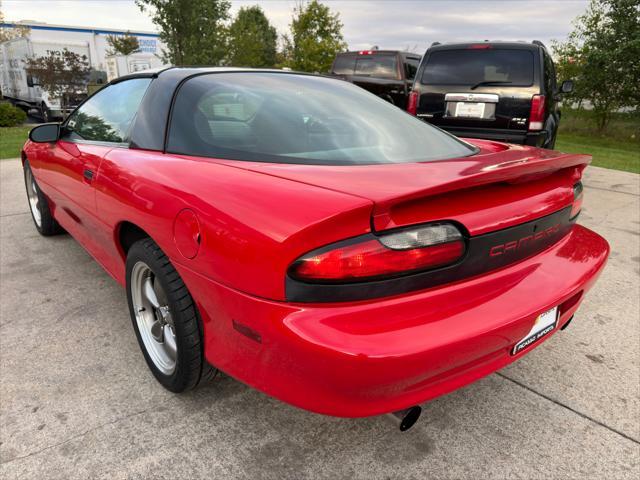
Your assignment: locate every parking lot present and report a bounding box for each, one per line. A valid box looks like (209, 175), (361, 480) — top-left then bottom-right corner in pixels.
(0, 157), (638, 479)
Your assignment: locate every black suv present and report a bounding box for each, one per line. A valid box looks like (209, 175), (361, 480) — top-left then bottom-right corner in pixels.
(408, 41), (573, 148)
(330, 50), (421, 107)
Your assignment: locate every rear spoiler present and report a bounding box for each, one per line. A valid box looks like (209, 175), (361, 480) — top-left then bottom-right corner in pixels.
(372, 144), (591, 230)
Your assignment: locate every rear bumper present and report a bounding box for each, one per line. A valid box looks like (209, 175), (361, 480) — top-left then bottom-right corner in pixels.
(176, 224), (609, 418)
(443, 126), (548, 147)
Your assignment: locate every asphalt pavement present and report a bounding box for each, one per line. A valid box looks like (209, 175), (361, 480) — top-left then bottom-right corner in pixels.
(1, 158), (638, 479)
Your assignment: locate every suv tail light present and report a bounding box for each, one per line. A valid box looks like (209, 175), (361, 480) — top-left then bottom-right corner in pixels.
(529, 94), (546, 131)
(407, 90), (419, 115)
(571, 182), (583, 218)
(289, 223), (465, 283)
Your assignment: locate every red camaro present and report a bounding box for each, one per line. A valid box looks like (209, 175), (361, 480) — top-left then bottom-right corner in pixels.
(23, 68), (609, 430)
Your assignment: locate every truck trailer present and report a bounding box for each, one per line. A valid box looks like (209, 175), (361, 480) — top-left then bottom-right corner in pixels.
(105, 52), (165, 82)
(0, 37), (91, 120)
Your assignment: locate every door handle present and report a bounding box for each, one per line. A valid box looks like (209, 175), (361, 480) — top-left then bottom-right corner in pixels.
(83, 169), (94, 183)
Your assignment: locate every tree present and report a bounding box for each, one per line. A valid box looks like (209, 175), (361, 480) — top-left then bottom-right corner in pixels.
(552, 41), (586, 107)
(135, 0), (230, 65)
(106, 32), (140, 56)
(553, 0), (640, 130)
(0, 1), (30, 42)
(227, 5), (277, 67)
(281, 0), (347, 73)
(24, 49), (91, 110)
(69, 111), (122, 143)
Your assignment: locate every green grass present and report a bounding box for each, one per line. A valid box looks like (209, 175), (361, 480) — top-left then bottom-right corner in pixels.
(0, 126), (30, 159)
(559, 108), (639, 142)
(556, 132), (639, 174)
(556, 109), (639, 174)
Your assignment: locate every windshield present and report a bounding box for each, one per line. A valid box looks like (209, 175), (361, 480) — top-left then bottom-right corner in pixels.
(167, 73), (476, 165)
(420, 49), (534, 86)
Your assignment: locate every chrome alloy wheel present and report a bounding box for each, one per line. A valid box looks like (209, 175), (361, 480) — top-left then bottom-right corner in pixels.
(25, 167), (42, 227)
(131, 261), (178, 375)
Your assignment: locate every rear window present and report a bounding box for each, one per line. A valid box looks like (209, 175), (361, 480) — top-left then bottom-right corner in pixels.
(167, 72), (476, 166)
(332, 55), (356, 75)
(354, 54), (397, 79)
(420, 49), (534, 86)
(331, 54), (398, 79)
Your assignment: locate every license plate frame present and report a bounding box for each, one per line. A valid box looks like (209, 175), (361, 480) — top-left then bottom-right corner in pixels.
(512, 306), (558, 355)
(454, 101), (486, 118)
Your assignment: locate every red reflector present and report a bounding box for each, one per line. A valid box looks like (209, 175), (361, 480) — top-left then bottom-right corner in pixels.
(468, 44), (492, 49)
(571, 194), (583, 218)
(291, 239), (464, 282)
(571, 182), (583, 218)
(529, 94), (546, 131)
(560, 290), (583, 316)
(407, 90), (418, 115)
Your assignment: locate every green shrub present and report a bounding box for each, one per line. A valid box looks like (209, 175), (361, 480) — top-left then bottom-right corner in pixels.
(0, 102), (27, 127)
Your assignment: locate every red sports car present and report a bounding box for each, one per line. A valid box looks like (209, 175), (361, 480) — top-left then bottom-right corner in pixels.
(23, 68), (609, 431)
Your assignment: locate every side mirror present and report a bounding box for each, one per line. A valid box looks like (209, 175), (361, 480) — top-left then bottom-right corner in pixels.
(29, 123), (60, 143)
(560, 80), (574, 94)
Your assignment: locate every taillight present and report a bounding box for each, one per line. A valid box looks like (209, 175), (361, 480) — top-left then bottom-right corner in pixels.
(529, 94), (546, 131)
(289, 223), (465, 283)
(407, 90), (418, 115)
(571, 182), (583, 218)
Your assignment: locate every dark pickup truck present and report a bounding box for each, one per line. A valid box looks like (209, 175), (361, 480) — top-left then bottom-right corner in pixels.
(329, 50), (421, 107)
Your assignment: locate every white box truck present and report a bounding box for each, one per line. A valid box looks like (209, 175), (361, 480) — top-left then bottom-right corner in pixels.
(0, 37), (91, 121)
(105, 52), (164, 82)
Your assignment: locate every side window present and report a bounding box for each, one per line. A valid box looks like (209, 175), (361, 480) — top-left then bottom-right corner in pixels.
(404, 57), (420, 81)
(65, 78), (152, 143)
(543, 51), (557, 94)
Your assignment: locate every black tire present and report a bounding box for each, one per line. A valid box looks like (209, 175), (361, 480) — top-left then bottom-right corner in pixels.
(23, 160), (63, 236)
(125, 238), (216, 392)
(546, 133), (557, 150)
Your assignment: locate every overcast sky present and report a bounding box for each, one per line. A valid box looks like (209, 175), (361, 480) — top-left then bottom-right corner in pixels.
(3, 0), (588, 52)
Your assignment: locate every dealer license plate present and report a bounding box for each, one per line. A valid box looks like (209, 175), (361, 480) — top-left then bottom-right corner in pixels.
(512, 306), (558, 355)
(454, 102), (486, 118)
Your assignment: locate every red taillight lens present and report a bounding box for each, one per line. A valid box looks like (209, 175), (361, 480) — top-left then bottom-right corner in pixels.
(529, 94), (546, 131)
(571, 182), (583, 218)
(407, 90), (419, 115)
(290, 223), (465, 282)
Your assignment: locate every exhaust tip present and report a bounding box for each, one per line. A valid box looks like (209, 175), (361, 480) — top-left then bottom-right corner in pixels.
(390, 406), (422, 432)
